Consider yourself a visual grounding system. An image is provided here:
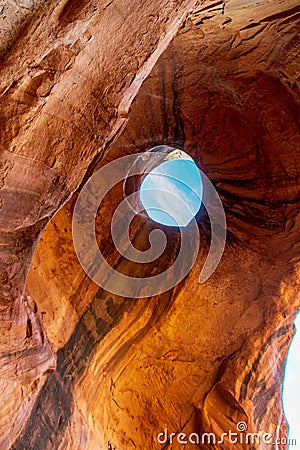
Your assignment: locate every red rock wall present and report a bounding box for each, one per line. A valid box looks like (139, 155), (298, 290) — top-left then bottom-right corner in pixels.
(1, 0), (300, 449)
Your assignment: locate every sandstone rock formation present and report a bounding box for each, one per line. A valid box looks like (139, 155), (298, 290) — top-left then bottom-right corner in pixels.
(1, 0), (300, 449)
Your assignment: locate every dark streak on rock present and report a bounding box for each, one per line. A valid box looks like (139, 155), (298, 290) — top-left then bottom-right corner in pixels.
(11, 294), (132, 449)
(239, 323), (294, 401)
(11, 270), (183, 448)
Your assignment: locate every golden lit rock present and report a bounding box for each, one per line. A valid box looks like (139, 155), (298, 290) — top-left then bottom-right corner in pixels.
(0, 0), (299, 448)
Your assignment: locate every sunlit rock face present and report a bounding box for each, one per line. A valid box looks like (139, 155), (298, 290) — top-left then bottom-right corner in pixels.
(0, 0), (299, 449)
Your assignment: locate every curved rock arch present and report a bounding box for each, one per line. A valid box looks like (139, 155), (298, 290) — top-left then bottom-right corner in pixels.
(0, 0), (299, 448)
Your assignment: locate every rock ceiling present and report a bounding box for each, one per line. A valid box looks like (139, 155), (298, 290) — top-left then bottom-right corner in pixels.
(0, 0), (299, 448)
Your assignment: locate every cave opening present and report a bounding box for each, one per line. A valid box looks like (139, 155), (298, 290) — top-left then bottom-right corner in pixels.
(283, 312), (300, 447)
(139, 149), (203, 227)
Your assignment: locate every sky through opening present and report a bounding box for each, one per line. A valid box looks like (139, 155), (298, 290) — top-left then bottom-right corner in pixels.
(140, 157), (203, 227)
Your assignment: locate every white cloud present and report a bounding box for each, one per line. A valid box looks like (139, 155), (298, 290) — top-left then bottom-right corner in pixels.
(140, 171), (201, 226)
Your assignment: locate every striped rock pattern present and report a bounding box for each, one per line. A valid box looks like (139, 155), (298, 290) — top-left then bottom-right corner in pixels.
(1, 0), (300, 448)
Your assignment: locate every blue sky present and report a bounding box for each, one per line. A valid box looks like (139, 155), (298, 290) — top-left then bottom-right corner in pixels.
(283, 312), (300, 448)
(140, 159), (203, 227)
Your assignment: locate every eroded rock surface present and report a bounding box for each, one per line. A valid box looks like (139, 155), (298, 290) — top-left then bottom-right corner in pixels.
(0, 0), (300, 448)
(0, 0), (200, 447)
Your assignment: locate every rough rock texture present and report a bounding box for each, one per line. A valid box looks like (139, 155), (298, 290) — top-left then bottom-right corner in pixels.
(0, 0), (201, 447)
(1, 0), (300, 449)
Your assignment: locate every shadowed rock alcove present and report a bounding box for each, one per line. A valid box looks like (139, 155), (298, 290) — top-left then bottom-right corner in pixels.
(0, 0), (299, 449)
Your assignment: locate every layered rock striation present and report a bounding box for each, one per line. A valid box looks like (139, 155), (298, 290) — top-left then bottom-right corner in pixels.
(0, 0), (300, 449)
